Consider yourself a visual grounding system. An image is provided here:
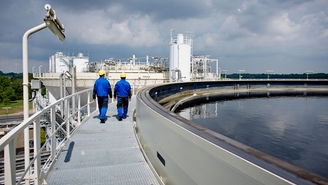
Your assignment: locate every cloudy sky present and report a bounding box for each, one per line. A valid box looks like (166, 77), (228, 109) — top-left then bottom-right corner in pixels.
(0, 0), (327, 74)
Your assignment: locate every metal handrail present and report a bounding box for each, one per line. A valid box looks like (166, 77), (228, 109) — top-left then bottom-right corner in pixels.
(0, 88), (95, 185)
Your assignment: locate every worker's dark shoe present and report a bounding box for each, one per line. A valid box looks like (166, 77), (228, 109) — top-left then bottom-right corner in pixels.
(118, 117), (122, 121)
(100, 119), (105, 123)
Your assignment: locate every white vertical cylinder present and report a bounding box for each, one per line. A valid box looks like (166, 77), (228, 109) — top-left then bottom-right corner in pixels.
(169, 33), (192, 82)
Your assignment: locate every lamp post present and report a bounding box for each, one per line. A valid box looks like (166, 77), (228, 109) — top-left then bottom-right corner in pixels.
(22, 4), (65, 185)
(32, 66), (36, 77)
(305, 70), (313, 80)
(239, 70), (245, 80)
(266, 70), (273, 80)
(39, 65), (43, 77)
(222, 70), (227, 80)
(170, 29), (175, 43)
(217, 67), (221, 80)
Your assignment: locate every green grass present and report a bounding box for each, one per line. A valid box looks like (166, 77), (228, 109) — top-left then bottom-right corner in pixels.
(1, 100), (46, 146)
(0, 100), (33, 115)
(41, 127), (46, 145)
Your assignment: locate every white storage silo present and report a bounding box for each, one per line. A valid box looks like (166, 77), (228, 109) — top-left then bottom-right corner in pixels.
(169, 33), (192, 82)
(55, 52), (70, 73)
(73, 53), (89, 72)
(48, 52), (89, 73)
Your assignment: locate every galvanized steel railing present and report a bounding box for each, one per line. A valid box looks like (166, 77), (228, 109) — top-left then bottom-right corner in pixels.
(0, 88), (95, 185)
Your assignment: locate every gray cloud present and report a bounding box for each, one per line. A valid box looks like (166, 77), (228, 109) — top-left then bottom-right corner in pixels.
(0, 0), (327, 74)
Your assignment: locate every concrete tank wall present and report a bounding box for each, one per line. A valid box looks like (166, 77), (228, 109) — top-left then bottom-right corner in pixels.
(135, 80), (328, 185)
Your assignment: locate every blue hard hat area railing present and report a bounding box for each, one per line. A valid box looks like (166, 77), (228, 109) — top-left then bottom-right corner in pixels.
(0, 88), (96, 185)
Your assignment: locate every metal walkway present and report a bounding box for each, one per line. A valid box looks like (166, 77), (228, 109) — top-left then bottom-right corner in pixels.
(45, 97), (161, 185)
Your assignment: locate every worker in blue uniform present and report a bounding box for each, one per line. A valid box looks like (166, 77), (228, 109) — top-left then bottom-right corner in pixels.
(93, 70), (112, 123)
(114, 73), (131, 121)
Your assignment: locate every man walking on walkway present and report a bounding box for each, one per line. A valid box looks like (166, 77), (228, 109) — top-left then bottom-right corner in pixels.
(93, 70), (112, 123)
(114, 72), (131, 121)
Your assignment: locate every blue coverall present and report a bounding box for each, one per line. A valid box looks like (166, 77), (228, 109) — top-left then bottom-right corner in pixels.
(114, 79), (131, 120)
(93, 77), (112, 121)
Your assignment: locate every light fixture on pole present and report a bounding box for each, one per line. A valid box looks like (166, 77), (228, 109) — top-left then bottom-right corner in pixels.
(43, 4), (66, 41)
(184, 31), (192, 35)
(21, 4), (65, 185)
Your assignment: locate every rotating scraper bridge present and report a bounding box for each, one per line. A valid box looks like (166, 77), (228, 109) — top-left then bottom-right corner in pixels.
(1, 79), (328, 185)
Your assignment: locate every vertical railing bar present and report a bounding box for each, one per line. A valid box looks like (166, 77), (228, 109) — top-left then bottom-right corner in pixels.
(66, 98), (70, 138)
(33, 117), (41, 185)
(24, 125), (30, 185)
(87, 91), (91, 116)
(78, 94), (81, 125)
(51, 106), (56, 161)
(4, 139), (16, 185)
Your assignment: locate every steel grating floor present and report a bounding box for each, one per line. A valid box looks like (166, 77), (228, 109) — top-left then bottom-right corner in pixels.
(45, 97), (161, 185)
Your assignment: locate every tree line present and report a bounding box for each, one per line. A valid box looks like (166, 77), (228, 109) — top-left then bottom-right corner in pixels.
(0, 71), (33, 105)
(1, 71), (327, 105)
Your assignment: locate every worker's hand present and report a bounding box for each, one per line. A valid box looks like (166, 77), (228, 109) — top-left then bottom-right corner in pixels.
(114, 98), (116, 101)
(129, 98), (131, 101)
(93, 98), (96, 102)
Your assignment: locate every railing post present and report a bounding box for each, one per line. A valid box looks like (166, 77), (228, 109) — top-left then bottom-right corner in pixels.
(4, 139), (16, 185)
(33, 117), (41, 185)
(72, 66), (76, 115)
(66, 98), (71, 138)
(87, 91), (91, 116)
(78, 94), (81, 125)
(51, 106), (56, 161)
(59, 73), (64, 117)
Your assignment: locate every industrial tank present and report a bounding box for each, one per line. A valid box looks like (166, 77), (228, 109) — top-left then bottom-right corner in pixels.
(48, 52), (70, 73)
(73, 53), (89, 72)
(169, 33), (192, 82)
(48, 52), (89, 73)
